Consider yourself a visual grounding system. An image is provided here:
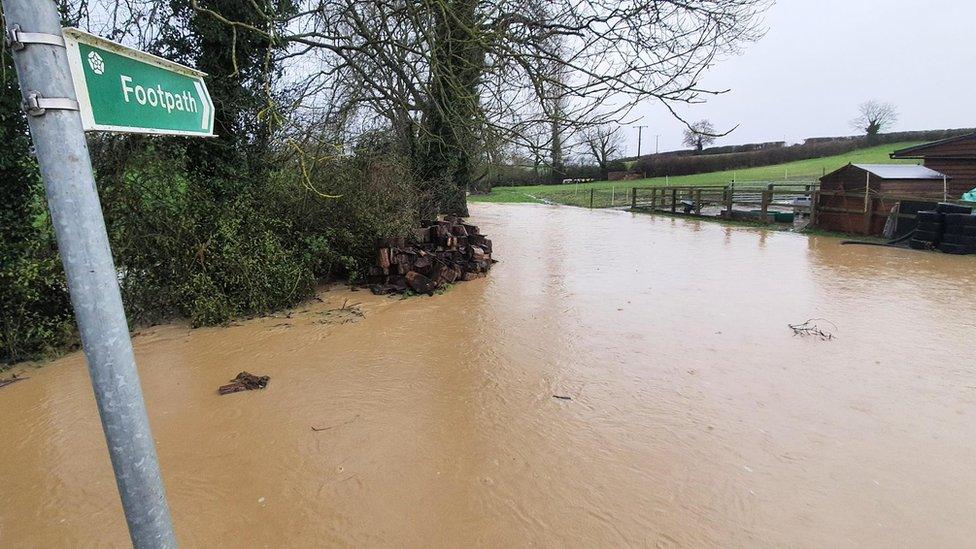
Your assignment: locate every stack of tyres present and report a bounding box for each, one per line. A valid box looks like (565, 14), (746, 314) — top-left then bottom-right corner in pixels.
(909, 210), (943, 250)
(938, 214), (976, 255)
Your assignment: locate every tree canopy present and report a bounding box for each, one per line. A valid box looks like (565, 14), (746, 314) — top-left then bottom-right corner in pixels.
(682, 120), (718, 152)
(852, 100), (899, 139)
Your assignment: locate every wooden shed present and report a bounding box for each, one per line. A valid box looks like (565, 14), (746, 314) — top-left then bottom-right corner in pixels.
(815, 163), (948, 235)
(891, 133), (976, 198)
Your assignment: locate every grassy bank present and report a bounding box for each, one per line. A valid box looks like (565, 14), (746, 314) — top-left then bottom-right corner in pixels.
(472, 141), (924, 204)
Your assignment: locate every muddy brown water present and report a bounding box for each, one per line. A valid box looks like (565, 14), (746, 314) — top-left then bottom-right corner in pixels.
(2, 203), (976, 548)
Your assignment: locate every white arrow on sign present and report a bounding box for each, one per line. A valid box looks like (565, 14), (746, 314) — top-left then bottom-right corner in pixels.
(193, 81), (211, 131)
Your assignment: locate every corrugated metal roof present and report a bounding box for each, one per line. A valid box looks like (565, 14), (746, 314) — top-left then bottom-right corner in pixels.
(852, 164), (946, 179)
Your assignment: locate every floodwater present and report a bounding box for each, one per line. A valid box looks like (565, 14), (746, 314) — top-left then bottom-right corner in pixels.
(2, 203), (975, 548)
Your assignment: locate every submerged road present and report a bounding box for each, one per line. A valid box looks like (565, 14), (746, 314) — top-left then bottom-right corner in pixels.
(2, 203), (975, 547)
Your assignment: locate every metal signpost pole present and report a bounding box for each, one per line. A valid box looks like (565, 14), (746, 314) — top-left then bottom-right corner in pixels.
(2, 1), (176, 546)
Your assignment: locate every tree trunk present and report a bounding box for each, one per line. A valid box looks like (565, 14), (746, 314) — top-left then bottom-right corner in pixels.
(866, 121), (881, 144)
(551, 116), (563, 184)
(417, 0), (483, 218)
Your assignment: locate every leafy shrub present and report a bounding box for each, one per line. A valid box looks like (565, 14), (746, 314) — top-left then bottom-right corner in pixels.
(0, 224), (75, 363)
(1, 132), (420, 363)
(1, 48), (74, 364)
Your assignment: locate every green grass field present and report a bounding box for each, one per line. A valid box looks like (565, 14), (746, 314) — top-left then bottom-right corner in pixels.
(472, 141), (925, 204)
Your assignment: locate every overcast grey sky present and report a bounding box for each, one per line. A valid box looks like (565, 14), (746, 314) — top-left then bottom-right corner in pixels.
(618, 0), (976, 156)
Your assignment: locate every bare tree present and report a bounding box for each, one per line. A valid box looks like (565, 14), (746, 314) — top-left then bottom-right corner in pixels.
(581, 126), (622, 179)
(103, 0), (770, 216)
(852, 100), (898, 139)
(683, 120), (717, 153)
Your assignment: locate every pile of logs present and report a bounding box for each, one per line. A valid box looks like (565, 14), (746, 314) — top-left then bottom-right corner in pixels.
(369, 216), (494, 295)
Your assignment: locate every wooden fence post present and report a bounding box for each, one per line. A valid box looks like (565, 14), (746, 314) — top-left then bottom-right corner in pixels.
(694, 189), (702, 215)
(761, 190), (771, 223)
(810, 190), (820, 227)
(671, 189), (677, 213)
(590, 188), (594, 208)
(725, 184), (734, 219)
(650, 188), (657, 211)
(863, 197), (875, 235)
(861, 173), (872, 234)
(631, 187), (637, 209)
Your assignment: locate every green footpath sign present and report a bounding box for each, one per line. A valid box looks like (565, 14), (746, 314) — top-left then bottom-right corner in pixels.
(63, 28), (214, 136)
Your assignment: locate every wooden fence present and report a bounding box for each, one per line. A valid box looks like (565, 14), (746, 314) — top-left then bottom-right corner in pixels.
(627, 181), (976, 235)
(630, 182), (817, 222)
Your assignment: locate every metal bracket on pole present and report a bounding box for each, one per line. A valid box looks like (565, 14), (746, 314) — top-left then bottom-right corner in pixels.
(22, 91), (80, 116)
(5, 24), (65, 50)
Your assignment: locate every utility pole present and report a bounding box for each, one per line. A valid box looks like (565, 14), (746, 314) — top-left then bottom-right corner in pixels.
(655, 134), (660, 155)
(633, 125), (648, 157)
(2, 2), (176, 547)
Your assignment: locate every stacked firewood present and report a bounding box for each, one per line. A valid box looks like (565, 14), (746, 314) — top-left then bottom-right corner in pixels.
(369, 217), (494, 295)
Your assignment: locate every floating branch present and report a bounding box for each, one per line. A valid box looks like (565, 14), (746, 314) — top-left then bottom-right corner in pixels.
(0, 373), (29, 390)
(788, 319), (836, 341)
